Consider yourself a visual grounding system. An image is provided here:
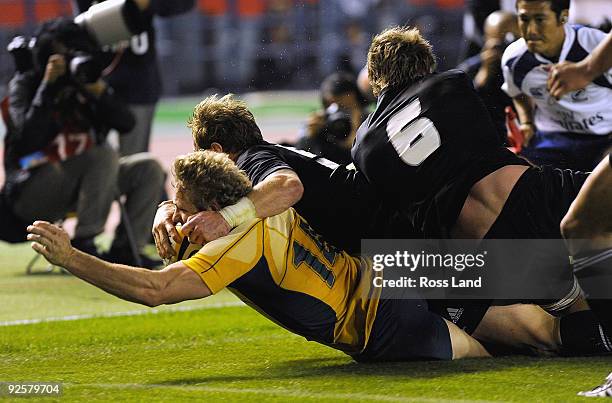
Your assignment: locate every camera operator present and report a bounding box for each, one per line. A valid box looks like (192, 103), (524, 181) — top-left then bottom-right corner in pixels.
(2, 18), (164, 266)
(74, 0), (195, 157)
(296, 72), (369, 164)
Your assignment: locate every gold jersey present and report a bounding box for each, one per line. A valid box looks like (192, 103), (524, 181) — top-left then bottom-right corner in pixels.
(183, 208), (380, 354)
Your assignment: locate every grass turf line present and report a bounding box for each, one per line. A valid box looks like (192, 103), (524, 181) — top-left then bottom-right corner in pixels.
(2, 305), (612, 402)
(2, 239), (612, 401)
(0, 242), (239, 321)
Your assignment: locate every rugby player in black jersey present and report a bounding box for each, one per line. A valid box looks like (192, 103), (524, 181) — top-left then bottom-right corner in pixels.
(27, 150), (493, 362)
(150, 93), (610, 356)
(351, 26), (612, 354)
(152, 94), (411, 257)
(30, 150), (608, 359)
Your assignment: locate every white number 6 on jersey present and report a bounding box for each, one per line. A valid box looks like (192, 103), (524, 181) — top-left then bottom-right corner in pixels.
(386, 98), (441, 166)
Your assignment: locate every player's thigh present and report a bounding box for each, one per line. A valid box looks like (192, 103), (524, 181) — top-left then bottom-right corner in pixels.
(472, 304), (560, 355)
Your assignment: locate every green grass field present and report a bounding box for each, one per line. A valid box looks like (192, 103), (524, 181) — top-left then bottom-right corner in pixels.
(1, 242), (611, 402)
(1, 94), (611, 401)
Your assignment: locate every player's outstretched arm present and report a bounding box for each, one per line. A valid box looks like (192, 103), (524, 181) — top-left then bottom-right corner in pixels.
(28, 221), (210, 306)
(547, 32), (612, 99)
(181, 169), (304, 244)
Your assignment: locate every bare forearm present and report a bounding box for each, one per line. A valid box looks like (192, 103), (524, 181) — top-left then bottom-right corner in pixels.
(248, 170), (303, 218)
(28, 221), (207, 306)
(512, 95), (533, 124)
(586, 33), (612, 79)
(63, 248), (158, 306)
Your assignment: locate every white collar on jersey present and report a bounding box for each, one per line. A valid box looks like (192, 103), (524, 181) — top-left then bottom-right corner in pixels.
(531, 24), (575, 64)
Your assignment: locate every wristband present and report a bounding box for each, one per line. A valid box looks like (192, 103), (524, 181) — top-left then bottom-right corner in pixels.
(520, 121), (534, 126)
(219, 197), (257, 228)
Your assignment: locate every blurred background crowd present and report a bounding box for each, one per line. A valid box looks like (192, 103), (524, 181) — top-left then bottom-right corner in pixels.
(1, 1), (609, 97)
(0, 0), (502, 97)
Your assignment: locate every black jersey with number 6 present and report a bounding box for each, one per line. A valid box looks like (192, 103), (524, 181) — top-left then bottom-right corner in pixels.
(352, 70), (527, 237)
(236, 143), (417, 253)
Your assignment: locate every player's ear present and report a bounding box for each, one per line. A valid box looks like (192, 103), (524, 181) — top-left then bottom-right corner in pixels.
(210, 142), (224, 153)
(559, 10), (568, 24)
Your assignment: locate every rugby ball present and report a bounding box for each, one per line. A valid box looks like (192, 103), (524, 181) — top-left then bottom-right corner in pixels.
(163, 225), (203, 266)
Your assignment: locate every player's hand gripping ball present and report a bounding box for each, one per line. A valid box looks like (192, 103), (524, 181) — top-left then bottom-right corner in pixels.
(163, 225), (203, 266)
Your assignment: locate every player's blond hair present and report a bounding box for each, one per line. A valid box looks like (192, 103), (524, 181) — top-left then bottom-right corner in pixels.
(188, 94), (263, 154)
(172, 151), (253, 211)
(367, 26), (437, 96)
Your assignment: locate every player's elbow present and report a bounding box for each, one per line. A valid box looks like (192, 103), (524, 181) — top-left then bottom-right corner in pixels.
(284, 175), (304, 205)
(138, 274), (170, 307)
(138, 288), (165, 307)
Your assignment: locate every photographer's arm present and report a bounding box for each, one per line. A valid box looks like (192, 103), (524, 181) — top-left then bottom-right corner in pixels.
(83, 80), (136, 133)
(7, 59), (64, 153)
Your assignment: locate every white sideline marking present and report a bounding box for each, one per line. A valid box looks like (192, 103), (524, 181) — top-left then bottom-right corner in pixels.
(73, 383), (496, 403)
(0, 301), (244, 327)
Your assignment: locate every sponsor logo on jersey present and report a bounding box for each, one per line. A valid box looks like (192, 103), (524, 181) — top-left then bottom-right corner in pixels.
(551, 113), (604, 132)
(529, 86), (545, 98)
(570, 89), (588, 102)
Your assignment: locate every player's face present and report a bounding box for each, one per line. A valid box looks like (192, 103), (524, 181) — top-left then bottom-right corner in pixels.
(516, 1), (566, 58)
(173, 188), (198, 224)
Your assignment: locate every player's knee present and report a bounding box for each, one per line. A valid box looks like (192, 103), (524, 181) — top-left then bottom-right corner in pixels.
(509, 317), (560, 356)
(475, 305), (561, 355)
(527, 323), (561, 355)
(505, 307), (560, 354)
